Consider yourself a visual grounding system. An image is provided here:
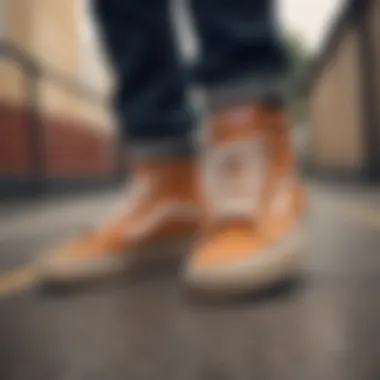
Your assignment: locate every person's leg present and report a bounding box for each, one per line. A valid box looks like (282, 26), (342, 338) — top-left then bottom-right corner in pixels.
(184, 0), (305, 295)
(191, 0), (288, 107)
(94, 0), (193, 153)
(39, 0), (199, 283)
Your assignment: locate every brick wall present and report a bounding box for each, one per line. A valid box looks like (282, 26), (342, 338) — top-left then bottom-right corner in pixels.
(0, 100), (118, 180)
(0, 57), (30, 176)
(0, 102), (30, 175)
(43, 113), (116, 178)
(0, 54), (119, 188)
(39, 73), (117, 179)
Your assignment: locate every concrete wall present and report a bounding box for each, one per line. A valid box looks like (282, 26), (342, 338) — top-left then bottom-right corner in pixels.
(309, 27), (364, 171)
(367, 0), (380, 150)
(8, 0), (104, 82)
(5, 0), (113, 113)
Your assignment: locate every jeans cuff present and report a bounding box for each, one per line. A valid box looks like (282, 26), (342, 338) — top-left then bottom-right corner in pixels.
(205, 76), (288, 110)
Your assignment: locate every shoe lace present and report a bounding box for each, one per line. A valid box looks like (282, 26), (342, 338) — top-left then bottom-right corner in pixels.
(201, 139), (267, 223)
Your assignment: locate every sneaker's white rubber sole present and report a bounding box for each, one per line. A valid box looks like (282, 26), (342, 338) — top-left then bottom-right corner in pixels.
(37, 235), (195, 285)
(183, 226), (305, 296)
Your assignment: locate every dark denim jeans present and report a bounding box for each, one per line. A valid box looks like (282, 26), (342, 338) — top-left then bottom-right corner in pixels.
(92, 0), (287, 153)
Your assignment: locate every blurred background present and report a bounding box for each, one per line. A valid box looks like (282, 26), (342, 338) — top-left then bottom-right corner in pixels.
(1, 1), (380, 379)
(2, 0), (369, 198)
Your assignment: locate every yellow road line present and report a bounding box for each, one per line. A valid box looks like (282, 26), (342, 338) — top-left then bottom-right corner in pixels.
(0, 265), (37, 296)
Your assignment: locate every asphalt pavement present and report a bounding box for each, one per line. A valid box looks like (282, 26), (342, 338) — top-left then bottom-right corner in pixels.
(0, 182), (380, 380)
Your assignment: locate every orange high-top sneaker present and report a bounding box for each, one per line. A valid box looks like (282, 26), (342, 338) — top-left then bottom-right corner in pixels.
(39, 157), (199, 283)
(184, 104), (305, 295)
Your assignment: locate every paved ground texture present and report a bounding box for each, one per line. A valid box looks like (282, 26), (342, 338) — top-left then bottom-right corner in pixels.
(0, 182), (380, 380)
